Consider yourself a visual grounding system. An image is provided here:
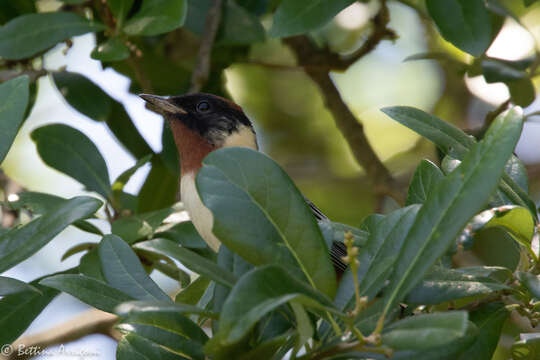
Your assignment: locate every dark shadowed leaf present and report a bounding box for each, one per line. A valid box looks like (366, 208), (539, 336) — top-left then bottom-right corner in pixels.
(107, 0), (135, 23)
(457, 302), (509, 359)
(382, 312), (469, 350)
(112, 155), (153, 193)
(117, 310), (206, 360)
(0, 12), (105, 59)
(381, 108), (523, 320)
(61, 242), (97, 261)
(406, 266), (509, 304)
(217, 1), (265, 45)
(98, 235), (171, 302)
(0, 196), (102, 273)
(269, 0), (356, 38)
(0, 75), (29, 163)
(0, 0), (35, 24)
(508, 78), (536, 107)
(91, 37), (131, 62)
(138, 157), (178, 213)
(0, 276), (40, 296)
(39, 274), (134, 313)
(52, 71), (113, 122)
(124, 0), (187, 36)
(426, 0), (492, 56)
(213, 265), (339, 345)
(31, 124), (111, 198)
(482, 58), (529, 83)
(406, 160), (445, 205)
(134, 238), (236, 287)
(197, 147), (336, 297)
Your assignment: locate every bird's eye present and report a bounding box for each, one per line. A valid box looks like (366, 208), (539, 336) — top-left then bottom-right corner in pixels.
(197, 101), (211, 113)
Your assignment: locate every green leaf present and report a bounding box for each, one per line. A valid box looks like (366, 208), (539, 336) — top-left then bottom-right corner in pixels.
(117, 333), (188, 360)
(116, 300), (216, 320)
(406, 266), (508, 305)
(508, 78), (536, 107)
(91, 37), (131, 62)
(9, 191), (102, 235)
(61, 242), (96, 261)
(175, 276), (211, 305)
(107, 0), (135, 23)
(197, 147), (336, 297)
(512, 333), (540, 360)
(0, 276), (40, 296)
(217, 1), (265, 45)
(382, 106), (537, 219)
(214, 265), (338, 345)
(39, 274), (134, 313)
(406, 160), (445, 205)
(517, 272), (540, 300)
(157, 221), (209, 249)
(52, 71), (113, 122)
(381, 108), (523, 320)
(98, 234), (171, 302)
(457, 302), (510, 360)
(318, 220), (368, 249)
(124, 0), (187, 36)
(524, 0), (539, 6)
(382, 312), (469, 350)
(112, 155), (152, 192)
(0, 75), (29, 164)
(117, 310), (206, 360)
(111, 207), (172, 244)
(426, 0), (493, 56)
(336, 206), (420, 311)
(269, 0), (356, 38)
(0, 196), (102, 273)
(134, 238), (236, 287)
(0, 12), (105, 60)
(31, 124), (111, 199)
(0, 0), (35, 25)
(79, 248), (105, 280)
(138, 157), (178, 212)
(482, 58), (529, 83)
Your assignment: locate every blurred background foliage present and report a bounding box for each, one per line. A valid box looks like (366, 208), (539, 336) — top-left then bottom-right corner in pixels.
(1, 0), (540, 358)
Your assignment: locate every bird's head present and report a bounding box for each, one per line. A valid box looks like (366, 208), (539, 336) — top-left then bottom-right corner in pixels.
(140, 93), (258, 174)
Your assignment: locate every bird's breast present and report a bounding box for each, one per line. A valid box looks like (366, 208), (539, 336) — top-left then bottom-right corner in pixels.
(180, 172), (221, 252)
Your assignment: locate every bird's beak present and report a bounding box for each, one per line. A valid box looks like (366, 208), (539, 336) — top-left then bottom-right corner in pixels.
(139, 94), (187, 114)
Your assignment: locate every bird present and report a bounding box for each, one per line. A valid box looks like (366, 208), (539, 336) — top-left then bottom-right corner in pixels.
(139, 92), (347, 275)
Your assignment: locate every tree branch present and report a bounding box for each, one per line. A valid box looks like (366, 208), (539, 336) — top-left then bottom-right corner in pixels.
(189, 0), (223, 93)
(284, 3), (404, 204)
(4, 309), (120, 360)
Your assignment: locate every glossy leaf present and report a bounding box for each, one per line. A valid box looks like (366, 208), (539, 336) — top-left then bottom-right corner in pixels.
(269, 0), (356, 38)
(116, 300), (216, 320)
(117, 333), (188, 360)
(426, 0), (492, 56)
(381, 108), (523, 319)
(0, 196), (102, 273)
(214, 265), (338, 345)
(31, 124), (111, 198)
(124, 0), (187, 36)
(134, 238), (236, 287)
(98, 235), (171, 302)
(197, 147), (336, 297)
(0, 12), (105, 60)
(457, 302), (510, 359)
(406, 266), (508, 304)
(91, 37), (130, 62)
(382, 312), (469, 350)
(406, 160), (445, 205)
(117, 310), (206, 359)
(9, 191), (102, 235)
(0, 276), (40, 296)
(39, 274), (134, 313)
(0, 75), (29, 164)
(53, 71), (113, 122)
(382, 106), (537, 219)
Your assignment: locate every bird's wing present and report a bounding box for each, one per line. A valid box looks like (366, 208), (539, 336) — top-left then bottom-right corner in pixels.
(303, 196), (348, 275)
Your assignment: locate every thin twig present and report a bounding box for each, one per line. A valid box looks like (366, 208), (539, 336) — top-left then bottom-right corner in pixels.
(189, 0), (223, 93)
(3, 309), (120, 360)
(284, 2), (404, 205)
(0, 69), (47, 83)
